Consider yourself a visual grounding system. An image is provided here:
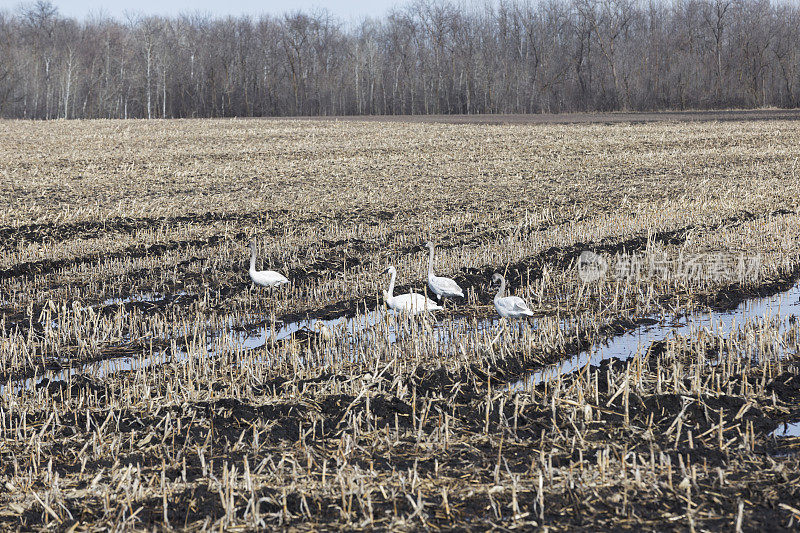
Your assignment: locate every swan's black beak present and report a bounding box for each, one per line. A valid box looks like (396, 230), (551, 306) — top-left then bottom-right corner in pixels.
(381, 267), (390, 274)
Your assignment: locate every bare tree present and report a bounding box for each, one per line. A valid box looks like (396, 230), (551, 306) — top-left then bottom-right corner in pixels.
(0, 0), (798, 119)
(702, 0), (733, 105)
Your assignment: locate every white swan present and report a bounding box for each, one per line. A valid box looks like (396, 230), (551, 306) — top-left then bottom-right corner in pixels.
(248, 241), (289, 288)
(383, 266), (442, 315)
(492, 273), (533, 318)
(425, 241), (464, 302)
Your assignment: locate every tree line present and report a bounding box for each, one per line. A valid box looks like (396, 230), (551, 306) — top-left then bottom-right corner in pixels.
(0, 0), (798, 119)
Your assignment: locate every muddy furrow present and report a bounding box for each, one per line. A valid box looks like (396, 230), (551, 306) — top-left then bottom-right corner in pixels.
(0, 211), (268, 247)
(8, 250), (797, 387)
(275, 209), (781, 323)
(0, 205), (407, 248)
(0, 209), (789, 337)
(0, 209), (580, 310)
(0, 206), (416, 282)
(0, 231), (249, 282)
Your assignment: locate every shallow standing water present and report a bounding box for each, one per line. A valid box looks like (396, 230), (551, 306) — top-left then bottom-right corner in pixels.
(3, 280), (799, 395)
(772, 421), (800, 438)
(511, 279), (800, 390)
(0, 304), (502, 393)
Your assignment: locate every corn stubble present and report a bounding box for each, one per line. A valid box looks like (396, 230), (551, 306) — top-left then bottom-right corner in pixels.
(1, 118), (800, 530)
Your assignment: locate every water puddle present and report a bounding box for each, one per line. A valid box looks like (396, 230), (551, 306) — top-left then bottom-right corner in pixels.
(222, 310), (387, 349)
(100, 292), (163, 307)
(3, 352), (175, 393)
(97, 290), (189, 308)
(771, 421), (800, 439)
(221, 309), (502, 351)
(4, 279), (799, 395)
(512, 279), (800, 390)
(2, 306), (502, 394)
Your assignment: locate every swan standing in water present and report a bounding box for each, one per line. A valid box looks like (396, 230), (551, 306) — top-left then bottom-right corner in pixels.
(383, 266), (442, 314)
(248, 241), (289, 288)
(491, 273), (533, 319)
(425, 241), (464, 305)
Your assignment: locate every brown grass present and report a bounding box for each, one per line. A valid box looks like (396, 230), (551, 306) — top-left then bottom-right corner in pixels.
(1, 118), (799, 530)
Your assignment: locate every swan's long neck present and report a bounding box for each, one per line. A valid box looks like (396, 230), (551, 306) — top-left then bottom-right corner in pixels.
(427, 246), (435, 277)
(386, 269), (396, 298)
(249, 247), (256, 272)
(494, 277), (506, 301)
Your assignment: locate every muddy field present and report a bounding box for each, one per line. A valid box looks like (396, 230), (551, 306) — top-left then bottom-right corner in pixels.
(1, 117), (800, 530)
(306, 108), (800, 125)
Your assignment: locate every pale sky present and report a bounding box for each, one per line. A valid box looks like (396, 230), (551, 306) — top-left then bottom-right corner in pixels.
(11, 0), (405, 23)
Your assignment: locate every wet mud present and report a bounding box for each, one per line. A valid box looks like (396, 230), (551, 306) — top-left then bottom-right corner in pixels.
(2, 207), (800, 530)
(2, 208), (793, 383)
(3, 335), (799, 530)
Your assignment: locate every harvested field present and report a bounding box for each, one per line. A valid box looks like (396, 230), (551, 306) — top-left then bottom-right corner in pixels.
(1, 117), (800, 530)
(305, 108), (800, 125)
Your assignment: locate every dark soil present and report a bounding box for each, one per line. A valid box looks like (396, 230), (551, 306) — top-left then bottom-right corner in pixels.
(2, 208), (794, 385)
(2, 205), (800, 530)
(283, 109), (800, 126)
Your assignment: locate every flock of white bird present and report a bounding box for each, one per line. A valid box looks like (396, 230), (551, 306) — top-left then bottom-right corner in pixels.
(248, 239), (534, 320)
